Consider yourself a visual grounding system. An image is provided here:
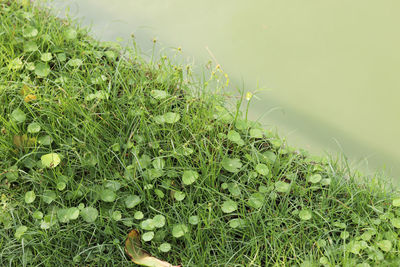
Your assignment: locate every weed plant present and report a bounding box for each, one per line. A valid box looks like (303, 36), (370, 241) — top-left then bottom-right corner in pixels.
(1, 1), (400, 266)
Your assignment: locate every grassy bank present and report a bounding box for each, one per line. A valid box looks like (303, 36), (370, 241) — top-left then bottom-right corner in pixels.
(1, 1), (400, 266)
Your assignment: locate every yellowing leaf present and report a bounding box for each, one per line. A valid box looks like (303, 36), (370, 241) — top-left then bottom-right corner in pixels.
(13, 135), (23, 148)
(41, 153), (61, 168)
(24, 94), (37, 102)
(20, 85), (37, 103)
(20, 85), (31, 96)
(125, 230), (180, 267)
(13, 134), (36, 149)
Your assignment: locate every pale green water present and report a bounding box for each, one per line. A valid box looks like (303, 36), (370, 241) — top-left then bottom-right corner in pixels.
(51, 0), (400, 181)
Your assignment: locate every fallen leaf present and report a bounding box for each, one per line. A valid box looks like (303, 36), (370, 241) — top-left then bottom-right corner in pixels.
(13, 134), (36, 149)
(125, 230), (180, 267)
(13, 135), (23, 148)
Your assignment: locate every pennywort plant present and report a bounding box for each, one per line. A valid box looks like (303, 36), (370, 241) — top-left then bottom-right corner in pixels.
(0, 1), (399, 266)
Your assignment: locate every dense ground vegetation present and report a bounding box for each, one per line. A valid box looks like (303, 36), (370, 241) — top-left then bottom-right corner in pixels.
(1, 1), (400, 266)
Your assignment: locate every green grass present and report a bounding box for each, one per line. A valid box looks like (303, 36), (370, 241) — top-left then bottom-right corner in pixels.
(1, 1), (400, 266)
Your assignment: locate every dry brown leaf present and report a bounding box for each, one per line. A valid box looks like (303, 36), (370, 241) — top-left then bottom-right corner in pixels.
(125, 230), (180, 267)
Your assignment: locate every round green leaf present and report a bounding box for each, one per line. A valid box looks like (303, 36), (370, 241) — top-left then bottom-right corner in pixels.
(221, 158), (242, 173)
(100, 189), (116, 202)
(125, 195), (141, 209)
(11, 108), (26, 123)
(172, 224), (188, 238)
(24, 41), (38, 52)
(227, 183), (241, 197)
(27, 122), (41, 133)
(221, 199), (238, 213)
(258, 185), (269, 194)
(68, 59), (83, 67)
(141, 219), (156, 231)
(57, 53), (67, 62)
(159, 242), (171, 252)
(177, 146), (194, 156)
(164, 112), (180, 124)
(152, 158), (165, 170)
(40, 215), (57, 230)
(308, 174), (322, 184)
(227, 130), (241, 143)
(144, 184), (154, 190)
(154, 189), (165, 198)
(262, 151), (276, 164)
(377, 240), (392, 252)
(235, 120), (248, 130)
(348, 241), (362, 254)
(38, 135), (53, 146)
(111, 143), (120, 152)
(391, 217), (400, 228)
(319, 257), (329, 265)
(143, 169), (163, 181)
(41, 53), (53, 62)
(139, 154), (152, 169)
(41, 153), (61, 168)
(112, 210), (122, 221)
(26, 62), (35, 71)
(153, 115), (165, 124)
(321, 178), (331, 186)
(32, 211), (43, 220)
(340, 231), (349, 239)
(81, 207), (98, 223)
(360, 231), (373, 241)
(142, 231), (154, 242)
(182, 170), (199, 185)
(188, 216), (199, 225)
(104, 180), (121, 191)
(229, 218), (247, 229)
(57, 209), (69, 223)
(247, 192), (264, 209)
(42, 190), (56, 204)
(35, 63), (51, 77)
(67, 207), (80, 220)
(333, 222), (346, 229)
(105, 51), (116, 60)
(255, 163), (269, 176)
(65, 28), (77, 40)
(392, 198), (400, 207)
(174, 191), (185, 201)
(249, 128), (263, 138)
(153, 215), (166, 228)
(8, 58), (23, 70)
(317, 239), (327, 247)
(15, 226), (28, 239)
(134, 211), (144, 220)
(25, 190), (36, 204)
(150, 90), (168, 100)
(23, 26), (38, 38)
(299, 210), (312, 221)
(57, 181), (66, 191)
(275, 181), (290, 193)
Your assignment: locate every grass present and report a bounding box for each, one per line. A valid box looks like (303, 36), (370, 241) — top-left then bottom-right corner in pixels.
(1, 1), (400, 266)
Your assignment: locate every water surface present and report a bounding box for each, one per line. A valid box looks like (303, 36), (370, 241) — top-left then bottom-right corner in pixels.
(51, 0), (400, 182)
